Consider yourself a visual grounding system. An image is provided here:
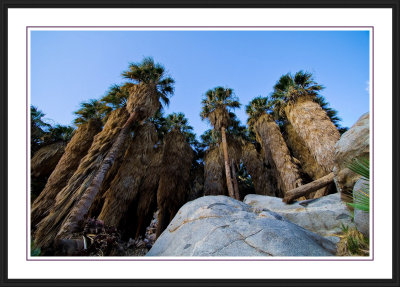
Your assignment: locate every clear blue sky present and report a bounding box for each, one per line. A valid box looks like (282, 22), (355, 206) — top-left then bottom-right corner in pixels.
(31, 30), (370, 138)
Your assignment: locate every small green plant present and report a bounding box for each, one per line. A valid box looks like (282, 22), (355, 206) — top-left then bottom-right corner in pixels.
(346, 157), (369, 212)
(337, 225), (369, 256)
(31, 240), (41, 256)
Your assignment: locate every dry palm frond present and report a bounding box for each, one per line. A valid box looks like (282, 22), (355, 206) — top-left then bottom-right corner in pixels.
(31, 142), (66, 179)
(97, 122), (158, 228)
(34, 108), (130, 249)
(285, 98), (340, 174)
(203, 146), (227, 196)
(255, 113), (302, 196)
(126, 83), (160, 121)
(156, 129), (194, 237)
(31, 119), (102, 228)
(241, 143), (278, 196)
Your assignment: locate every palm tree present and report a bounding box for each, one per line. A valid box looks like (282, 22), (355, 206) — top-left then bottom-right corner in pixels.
(57, 57), (174, 237)
(31, 105), (51, 155)
(156, 113), (194, 237)
(246, 96), (302, 196)
(100, 84), (130, 110)
(271, 71), (340, 179)
(73, 99), (111, 126)
(200, 87), (240, 199)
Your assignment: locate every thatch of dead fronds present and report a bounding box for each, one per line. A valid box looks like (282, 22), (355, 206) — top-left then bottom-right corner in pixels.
(133, 146), (163, 238)
(255, 113), (302, 196)
(97, 122), (158, 228)
(31, 119), (102, 228)
(156, 129), (194, 237)
(207, 107), (230, 131)
(203, 146), (227, 196)
(187, 163), (205, 202)
(34, 108), (130, 249)
(241, 143), (278, 196)
(285, 97), (340, 175)
(31, 141), (66, 179)
(126, 83), (160, 121)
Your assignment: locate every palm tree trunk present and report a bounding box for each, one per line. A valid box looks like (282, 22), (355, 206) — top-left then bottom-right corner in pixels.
(221, 126), (235, 198)
(285, 99), (340, 174)
(255, 114), (302, 196)
(31, 119), (102, 228)
(56, 111), (139, 238)
(230, 159), (240, 200)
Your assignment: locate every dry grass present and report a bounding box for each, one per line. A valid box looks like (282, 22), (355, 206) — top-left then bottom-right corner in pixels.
(31, 119), (102, 228)
(156, 129), (194, 237)
(255, 114), (302, 196)
(285, 98), (340, 175)
(34, 108), (130, 249)
(336, 226), (369, 256)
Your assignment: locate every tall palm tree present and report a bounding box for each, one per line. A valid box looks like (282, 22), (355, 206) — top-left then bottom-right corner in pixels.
(246, 96), (302, 196)
(31, 105), (51, 155)
(271, 71), (340, 179)
(200, 87), (240, 199)
(57, 57), (174, 237)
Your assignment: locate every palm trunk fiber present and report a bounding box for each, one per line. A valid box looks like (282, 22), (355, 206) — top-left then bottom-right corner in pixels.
(97, 122), (158, 228)
(156, 129), (194, 238)
(221, 127), (235, 198)
(285, 98), (341, 175)
(30, 141), (67, 202)
(31, 119), (102, 228)
(57, 111), (139, 239)
(34, 108), (130, 249)
(230, 160), (240, 200)
(241, 143), (278, 196)
(203, 146), (227, 196)
(255, 114), (302, 197)
(285, 123), (329, 198)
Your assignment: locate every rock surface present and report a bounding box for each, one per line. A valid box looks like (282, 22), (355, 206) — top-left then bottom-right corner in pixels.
(333, 112), (369, 196)
(244, 193), (354, 238)
(147, 196), (336, 256)
(353, 178), (370, 237)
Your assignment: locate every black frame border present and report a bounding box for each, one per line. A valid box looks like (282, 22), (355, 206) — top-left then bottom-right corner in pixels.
(1, 1), (399, 286)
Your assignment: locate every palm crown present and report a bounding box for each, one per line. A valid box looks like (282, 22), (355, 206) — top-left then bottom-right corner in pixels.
(122, 57), (175, 107)
(245, 96), (274, 131)
(200, 86), (240, 130)
(101, 84), (130, 109)
(73, 99), (110, 125)
(271, 71), (324, 104)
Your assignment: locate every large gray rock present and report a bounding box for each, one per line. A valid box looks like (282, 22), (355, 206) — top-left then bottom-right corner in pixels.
(244, 193), (354, 238)
(333, 112), (369, 196)
(353, 179), (370, 237)
(147, 196), (336, 256)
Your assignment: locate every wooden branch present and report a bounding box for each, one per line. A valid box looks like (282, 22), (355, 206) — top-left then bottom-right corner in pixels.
(283, 172), (335, 204)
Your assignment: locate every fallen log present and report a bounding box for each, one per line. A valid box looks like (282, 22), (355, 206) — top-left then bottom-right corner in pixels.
(283, 172), (335, 204)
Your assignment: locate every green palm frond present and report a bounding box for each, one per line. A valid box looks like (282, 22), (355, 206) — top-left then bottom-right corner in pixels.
(346, 157), (370, 212)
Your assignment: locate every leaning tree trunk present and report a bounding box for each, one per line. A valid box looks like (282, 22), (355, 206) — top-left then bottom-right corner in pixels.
(285, 98), (341, 175)
(97, 122), (158, 228)
(221, 126), (235, 198)
(255, 114), (302, 196)
(56, 83), (160, 240)
(31, 119), (102, 228)
(34, 108), (130, 249)
(156, 129), (194, 238)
